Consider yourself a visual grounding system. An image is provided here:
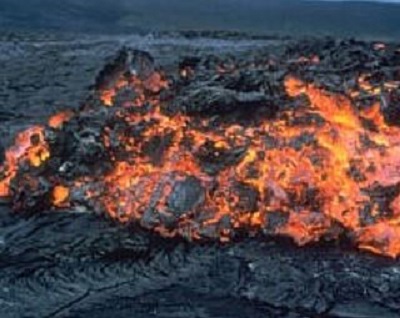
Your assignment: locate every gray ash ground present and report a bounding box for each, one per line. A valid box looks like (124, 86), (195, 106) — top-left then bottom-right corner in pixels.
(1, 31), (400, 318)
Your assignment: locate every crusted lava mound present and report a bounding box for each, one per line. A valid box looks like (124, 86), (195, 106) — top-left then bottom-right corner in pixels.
(1, 42), (400, 258)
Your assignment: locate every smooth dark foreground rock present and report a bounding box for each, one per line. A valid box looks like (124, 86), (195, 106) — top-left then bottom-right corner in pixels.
(0, 207), (400, 318)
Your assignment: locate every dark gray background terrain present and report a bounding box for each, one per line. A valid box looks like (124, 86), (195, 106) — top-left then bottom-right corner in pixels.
(1, 0), (400, 39)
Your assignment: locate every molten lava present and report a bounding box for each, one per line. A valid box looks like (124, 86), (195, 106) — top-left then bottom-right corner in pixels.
(0, 126), (49, 197)
(52, 185), (70, 207)
(1, 51), (400, 258)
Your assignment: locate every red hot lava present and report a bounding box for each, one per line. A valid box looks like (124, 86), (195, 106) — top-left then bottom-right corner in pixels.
(1, 50), (400, 258)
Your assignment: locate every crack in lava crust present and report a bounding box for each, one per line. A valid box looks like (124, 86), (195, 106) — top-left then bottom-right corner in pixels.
(1, 49), (400, 258)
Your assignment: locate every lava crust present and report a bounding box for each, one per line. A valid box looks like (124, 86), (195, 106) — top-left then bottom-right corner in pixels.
(1, 39), (400, 259)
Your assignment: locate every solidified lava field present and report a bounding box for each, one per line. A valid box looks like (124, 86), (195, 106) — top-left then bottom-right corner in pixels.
(1, 31), (400, 318)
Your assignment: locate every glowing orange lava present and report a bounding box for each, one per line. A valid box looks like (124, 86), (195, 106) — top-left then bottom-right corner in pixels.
(1, 65), (400, 258)
(52, 185), (70, 207)
(0, 126), (49, 197)
(48, 110), (74, 129)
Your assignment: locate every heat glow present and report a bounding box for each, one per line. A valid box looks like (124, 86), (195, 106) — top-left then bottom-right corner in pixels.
(1, 66), (400, 258)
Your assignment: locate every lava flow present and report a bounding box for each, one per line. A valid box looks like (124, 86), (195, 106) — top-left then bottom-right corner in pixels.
(1, 49), (400, 258)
